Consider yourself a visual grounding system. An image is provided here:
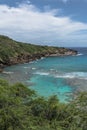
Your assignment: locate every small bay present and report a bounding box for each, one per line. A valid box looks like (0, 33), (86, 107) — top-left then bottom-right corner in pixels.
(0, 47), (87, 103)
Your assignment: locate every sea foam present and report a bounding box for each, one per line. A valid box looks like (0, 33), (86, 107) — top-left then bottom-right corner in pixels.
(35, 72), (49, 76)
(35, 71), (87, 80)
(3, 71), (14, 74)
(76, 53), (83, 56)
(54, 72), (87, 79)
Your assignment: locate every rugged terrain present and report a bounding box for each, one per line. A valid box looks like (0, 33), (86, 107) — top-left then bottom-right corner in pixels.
(0, 35), (77, 71)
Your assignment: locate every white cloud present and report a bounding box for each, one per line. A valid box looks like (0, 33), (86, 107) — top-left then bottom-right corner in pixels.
(61, 0), (68, 3)
(0, 3), (87, 46)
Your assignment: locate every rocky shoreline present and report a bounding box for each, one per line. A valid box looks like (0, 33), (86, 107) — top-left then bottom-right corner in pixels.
(0, 49), (77, 72)
(0, 35), (78, 72)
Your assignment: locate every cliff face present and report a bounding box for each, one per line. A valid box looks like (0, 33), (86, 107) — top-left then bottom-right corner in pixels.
(0, 35), (77, 70)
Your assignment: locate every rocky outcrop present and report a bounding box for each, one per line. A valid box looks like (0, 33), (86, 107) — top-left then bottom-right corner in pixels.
(0, 50), (77, 68)
(0, 35), (77, 71)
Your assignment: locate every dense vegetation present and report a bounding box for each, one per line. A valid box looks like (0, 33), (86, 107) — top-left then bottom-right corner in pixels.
(0, 79), (87, 130)
(0, 35), (77, 68)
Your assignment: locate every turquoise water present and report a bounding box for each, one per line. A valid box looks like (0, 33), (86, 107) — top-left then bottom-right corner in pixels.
(0, 48), (87, 103)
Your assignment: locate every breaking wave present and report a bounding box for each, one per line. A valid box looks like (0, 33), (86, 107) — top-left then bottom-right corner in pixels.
(55, 72), (87, 79)
(3, 71), (14, 74)
(34, 71), (87, 80)
(76, 53), (83, 56)
(35, 72), (49, 76)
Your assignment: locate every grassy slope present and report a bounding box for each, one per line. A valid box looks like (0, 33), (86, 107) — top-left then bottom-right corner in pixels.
(0, 35), (76, 67)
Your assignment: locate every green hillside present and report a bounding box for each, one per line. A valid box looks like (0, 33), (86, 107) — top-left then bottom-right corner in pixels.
(0, 35), (77, 69)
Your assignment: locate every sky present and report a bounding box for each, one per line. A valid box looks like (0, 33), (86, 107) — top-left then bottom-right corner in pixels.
(0, 0), (87, 47)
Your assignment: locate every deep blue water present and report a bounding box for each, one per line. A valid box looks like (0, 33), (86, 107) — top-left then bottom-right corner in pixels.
(0, 47), (87, 103)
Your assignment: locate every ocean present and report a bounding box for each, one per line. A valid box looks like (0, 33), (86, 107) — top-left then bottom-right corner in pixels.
(0, 47), (87, 103)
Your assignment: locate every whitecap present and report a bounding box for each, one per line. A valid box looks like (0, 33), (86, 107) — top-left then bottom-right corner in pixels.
(41, 57), (45, 60)
(35, 72), (49, 76)
(24, 67), (30, 68)
(54, 72), (87, 80)
(50, 69), (54, 71)
(34, 70), (87, 79)
(3, 71), (14, 74)
(32, 68), (36, 70)
(36, 59), (39, 61)
(76, 53), (83, 56)
(29, 61), (34, 64)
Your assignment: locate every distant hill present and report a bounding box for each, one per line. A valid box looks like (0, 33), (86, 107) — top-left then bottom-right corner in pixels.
(0, 35), (77, 70)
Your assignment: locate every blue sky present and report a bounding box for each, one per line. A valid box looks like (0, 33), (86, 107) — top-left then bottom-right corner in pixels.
(0, 0), (87, 47)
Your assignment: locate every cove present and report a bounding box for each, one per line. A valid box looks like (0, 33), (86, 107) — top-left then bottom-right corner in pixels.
(0, 48), (87, 103)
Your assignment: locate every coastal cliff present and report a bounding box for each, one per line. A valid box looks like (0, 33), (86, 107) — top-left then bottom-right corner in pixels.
(0, 35), (77, 71)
